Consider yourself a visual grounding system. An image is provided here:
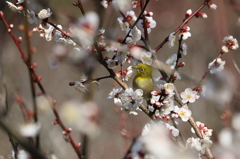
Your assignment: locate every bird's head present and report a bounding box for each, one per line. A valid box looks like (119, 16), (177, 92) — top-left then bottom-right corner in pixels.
(134, 64), (152, 78)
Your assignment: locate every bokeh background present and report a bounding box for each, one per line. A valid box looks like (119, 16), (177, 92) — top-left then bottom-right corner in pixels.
(0, 0), (240, 158)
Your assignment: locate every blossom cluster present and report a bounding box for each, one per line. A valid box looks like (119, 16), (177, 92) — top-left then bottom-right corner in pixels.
(108, 88), (143, 115)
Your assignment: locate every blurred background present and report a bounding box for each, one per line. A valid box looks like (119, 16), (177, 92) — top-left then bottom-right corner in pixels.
(0, 0), (240, 158)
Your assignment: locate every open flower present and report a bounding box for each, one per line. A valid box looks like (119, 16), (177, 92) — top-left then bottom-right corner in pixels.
(168, 32), (176, 48)
(166, 54), (177, 69)
(140, 51), (153, 65)
(180, 88), (199, 103)
(182, 43), (187, 55)
(19, 122), (41, 137)
(119, 88), (143, 115)
(38, 8), (52, 19)
(222, 35), (239, 51)
(177, 105), (192, 122)
(208, 58), (226, 74)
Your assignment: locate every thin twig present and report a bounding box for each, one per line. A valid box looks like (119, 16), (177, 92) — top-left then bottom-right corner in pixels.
(154, 2), (207, 52)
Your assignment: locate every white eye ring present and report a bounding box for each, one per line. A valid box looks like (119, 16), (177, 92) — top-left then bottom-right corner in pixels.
(140, 68), (144, 72)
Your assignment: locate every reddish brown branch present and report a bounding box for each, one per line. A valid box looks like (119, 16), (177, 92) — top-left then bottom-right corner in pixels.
(154, 2), (207, 52)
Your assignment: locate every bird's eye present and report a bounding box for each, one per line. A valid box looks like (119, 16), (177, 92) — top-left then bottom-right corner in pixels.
(140, 68), (144, 72)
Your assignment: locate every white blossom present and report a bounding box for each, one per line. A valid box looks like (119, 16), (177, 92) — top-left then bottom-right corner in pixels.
(164, 83), (175, 94)
(180, 88), (199, 103)
(119, 88), (143, 115)
(124, 66), (133, 81)
(17, 150), (31, 159)
(19, 123), (41, 137)
(208, 58), (226, 74)
(38, 8), (52, 19)
(222, 35), (239, 51)
(26, 10), (38, 24)
(182, 43), (187, 55)
(101, 0), (109, 8)
(168, 32), (176, 48)
(74, 81), (88, 93)
(70, 12), (99, 48)
(166, 54), (177, 69)
(6, 1), (22, 13)
(140, 51), (152, 65)
(166, 123), (179, 137)
(177, 105), (192, 122)
(208, 3), (217, 10)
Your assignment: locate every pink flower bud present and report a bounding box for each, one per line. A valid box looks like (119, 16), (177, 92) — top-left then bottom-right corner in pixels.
(178, 62), (185, 67)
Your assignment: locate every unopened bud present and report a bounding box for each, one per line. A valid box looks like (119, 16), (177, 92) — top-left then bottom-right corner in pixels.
(31, 47), (36, 53)
(31, 63), (37, 69)
(18, 24), (25, 31)
(151, 90), (160, 96)
(77, 143), (81, 149)
(53, 100), (57, 105)
(15, 96), (23, 104)
(117, 37), (123, 43)
(185, 9), (192, 17)
(18, 37), (23, 43)
(37, 76), (42, 81)
(67, 128), (72, 133)
(69, 82), (75, 86)
(72, 1), (78, 6)
(178, 62), (185, 67)
(52, 120), (58, 125)
(9, 24), (14, 29)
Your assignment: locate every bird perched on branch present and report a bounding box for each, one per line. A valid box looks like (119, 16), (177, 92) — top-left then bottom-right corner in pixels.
(132, 64), (153, 100)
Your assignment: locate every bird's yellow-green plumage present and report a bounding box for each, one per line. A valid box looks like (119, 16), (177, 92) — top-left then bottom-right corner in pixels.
(132, 64), (153, 99)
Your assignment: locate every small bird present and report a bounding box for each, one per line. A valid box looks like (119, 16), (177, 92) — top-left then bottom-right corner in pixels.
(132, 64), (153, 100)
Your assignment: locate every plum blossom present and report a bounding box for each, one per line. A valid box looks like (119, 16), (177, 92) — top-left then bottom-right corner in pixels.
(186, 9), (192, 16)
(222, 35), (239, 51)
(208, 3), (217, 10)
(164, 83), (175, 94)
(106, 58), (117, 69)
(140, 122), (180, 158)
(180, 88), (199, 103)
(140, 51), (153, 65)
(17, 150), (31, 159)
(177, 105), (192, 122)
(125, 26), (141, 45)
(123, 66), (133, 81)
(161, 99), (175, 115)
(114, 45), (128, 64)
(60, 101), (99, 136)
(168, 32), (176, 48)
(19, 122), (41, 137)
(208, 58), (226, 74)
(138, 12), (156, 33)
(26, 10), (38, 24)
(166, 123), (179, 137)
(101, 0), (110, 8)
(118, 88), (143, 115)
(74, 81), (88, 93)
(166, 54), (177, 69)
(179, 26), (191, 40)
(38, 8), (52, 19)
(70, 12), (99, 48)
(154, 76), (166, 83)
(191, 121), (213, 138)
(182, 43), (187, 55)
(118, 10), (137, 31)
(6, 1), (23, 13)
